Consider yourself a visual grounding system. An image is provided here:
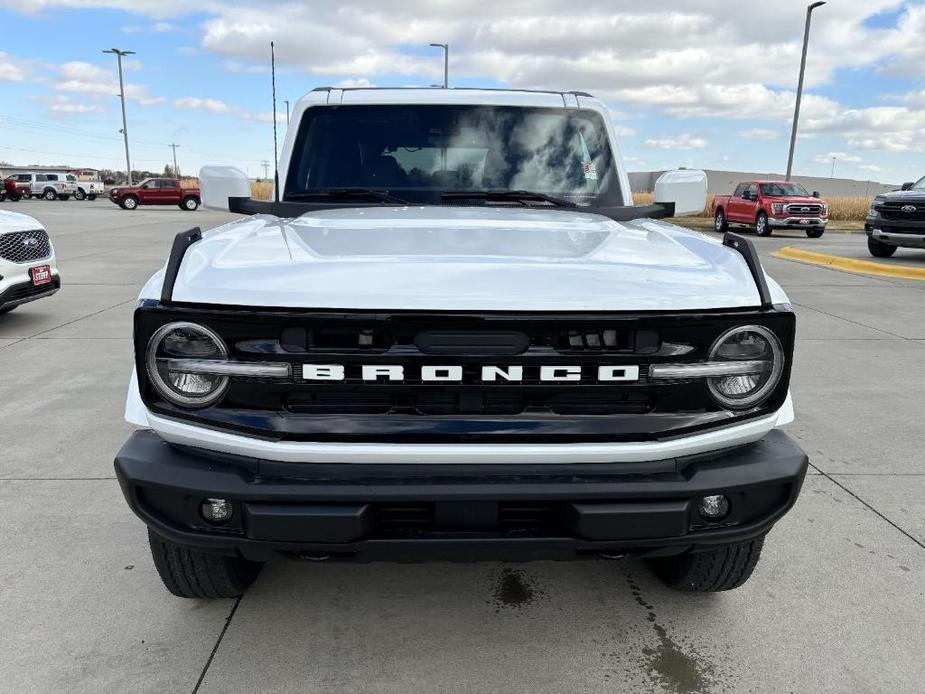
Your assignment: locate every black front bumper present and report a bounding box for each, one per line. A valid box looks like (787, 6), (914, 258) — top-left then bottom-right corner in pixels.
(0, 276), (60, 309)
(114, 430), (808, 562)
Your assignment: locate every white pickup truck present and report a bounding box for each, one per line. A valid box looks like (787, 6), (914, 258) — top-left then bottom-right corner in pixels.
(114, 87), (807, 599)
(67, 174), (104, 201)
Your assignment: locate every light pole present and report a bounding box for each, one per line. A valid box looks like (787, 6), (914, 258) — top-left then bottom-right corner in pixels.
(429, 43), (448, 88)
(169, 142), (180, 178)
(830, 156), (837, 178)
(785, 2), (825, 181)
(103, 48), (135, 185)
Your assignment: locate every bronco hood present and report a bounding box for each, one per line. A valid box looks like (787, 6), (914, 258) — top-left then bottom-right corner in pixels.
(161, 206), (771, 311)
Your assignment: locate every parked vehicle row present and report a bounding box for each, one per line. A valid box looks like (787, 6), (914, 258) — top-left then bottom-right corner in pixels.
(712, 181), (827, 238)
(1, 171), (105, 202)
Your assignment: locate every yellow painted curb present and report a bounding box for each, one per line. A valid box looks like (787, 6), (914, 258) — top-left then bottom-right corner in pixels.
(772, 247), (925, 281)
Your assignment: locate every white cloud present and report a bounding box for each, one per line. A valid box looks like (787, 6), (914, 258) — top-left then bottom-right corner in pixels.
(738, 128), (781, 141)
(0, 51), (25, 82)
(644, 133), (708, 150)
(858, 164), (882, 172)
(336, 77), (376, 88)
(174, 96), (235, 113)
(812, 151), (863, 165)
(52, 60), (164, 106)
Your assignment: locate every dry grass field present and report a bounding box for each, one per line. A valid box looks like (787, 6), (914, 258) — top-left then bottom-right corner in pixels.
(251, 180), (274, 200)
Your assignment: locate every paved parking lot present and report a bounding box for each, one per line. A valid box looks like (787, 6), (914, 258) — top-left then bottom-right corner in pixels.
(1, 199), (923, 693)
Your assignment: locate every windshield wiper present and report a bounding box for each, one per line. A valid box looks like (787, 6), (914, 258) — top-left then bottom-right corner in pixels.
(442, 190), (577, 208)
(287, 189), (409, 204)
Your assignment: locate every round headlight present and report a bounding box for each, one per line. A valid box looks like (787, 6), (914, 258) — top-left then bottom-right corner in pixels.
(707, 325), (783, 410)
(146, 322), (229, 408)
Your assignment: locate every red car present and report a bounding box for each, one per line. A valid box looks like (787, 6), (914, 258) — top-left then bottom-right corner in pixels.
(108, 178), (200, 211)
(712, 181), (827, 238)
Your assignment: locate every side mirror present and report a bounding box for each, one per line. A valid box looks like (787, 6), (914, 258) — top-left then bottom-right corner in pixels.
(901, 181), (914, 191)
(654, 169), (707, 217)
(200, 166), (253, 211)
(812, 191), (820, 198)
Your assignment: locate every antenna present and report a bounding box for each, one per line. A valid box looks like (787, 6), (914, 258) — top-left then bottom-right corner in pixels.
(270, 41), (280, 203)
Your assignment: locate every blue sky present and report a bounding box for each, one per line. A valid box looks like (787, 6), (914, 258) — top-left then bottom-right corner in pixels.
(1, 1), (924, 183)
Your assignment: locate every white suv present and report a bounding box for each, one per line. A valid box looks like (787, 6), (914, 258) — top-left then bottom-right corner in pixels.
(0, 210), (60, 313)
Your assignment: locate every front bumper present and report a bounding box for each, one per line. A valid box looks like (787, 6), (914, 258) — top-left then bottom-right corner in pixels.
(0, 275), (61, 309)
(769, 217), (827, 229)
(115, 429), (808, 562)
(866, 220), (925, 248)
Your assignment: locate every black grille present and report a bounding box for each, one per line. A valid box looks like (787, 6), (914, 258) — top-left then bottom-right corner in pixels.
(0, 230), (52, 263)
(785, 204), (822, 216)
(373, 501), (564, 536)
(879, 203), (925, 222)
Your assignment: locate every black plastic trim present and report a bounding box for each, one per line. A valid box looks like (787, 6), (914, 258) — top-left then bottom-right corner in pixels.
(160, 227), (201, 304)
(228, 196), (676, 223)
(723, 232), (772, 310)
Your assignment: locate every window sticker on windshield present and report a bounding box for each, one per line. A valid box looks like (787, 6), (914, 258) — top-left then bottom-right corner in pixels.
(582, 162), (598, 181)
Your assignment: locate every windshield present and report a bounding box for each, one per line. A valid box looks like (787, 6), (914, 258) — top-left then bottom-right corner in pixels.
(760, 183), (811, 197)
(284, 105), (620, 206)
(912, 176), (925, 190)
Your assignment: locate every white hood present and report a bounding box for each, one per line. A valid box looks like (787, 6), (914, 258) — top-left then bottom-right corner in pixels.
(163, 206), (774, 311)
(0, 210), (43, 234)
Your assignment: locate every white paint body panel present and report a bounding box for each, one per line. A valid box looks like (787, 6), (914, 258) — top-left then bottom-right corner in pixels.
(153, 207), (767, 311)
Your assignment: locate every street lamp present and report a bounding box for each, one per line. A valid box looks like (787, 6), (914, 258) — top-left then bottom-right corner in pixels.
(785, 2), (825, 181)
(103, 48), (135, 185)
(429, 43), (448, 88)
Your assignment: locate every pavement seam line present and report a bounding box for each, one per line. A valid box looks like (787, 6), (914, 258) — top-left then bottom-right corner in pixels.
(791, 301), (911, 341)
(192, 596), (242, 693)
(773, 247), (925, 281)
(809, 462), (925, 551)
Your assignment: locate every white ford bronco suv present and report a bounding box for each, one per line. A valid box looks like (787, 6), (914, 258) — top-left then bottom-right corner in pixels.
(115, 88), (806, 599)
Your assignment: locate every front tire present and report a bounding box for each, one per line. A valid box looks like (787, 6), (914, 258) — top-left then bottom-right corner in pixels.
(868, 237), (897, 258)
(181, 196), (199, 211)
(714, 209), (727, 233)
(755, 212), (772, 237)
(806, 227), (825, 238)
(120, 195), (138, 210)
(43, 189), (57, 201)
(0, 305), (16, 315)
(74, 189), (87, 201)
(648, 537), (765, 592)
(148, 530), (263, 599)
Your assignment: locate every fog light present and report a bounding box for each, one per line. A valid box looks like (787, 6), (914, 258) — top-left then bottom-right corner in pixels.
(699, 495), (730, 521)
(201, 497), (233, 524)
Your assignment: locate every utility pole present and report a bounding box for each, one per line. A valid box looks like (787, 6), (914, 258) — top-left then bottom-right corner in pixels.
(103, 48), (136, 185)
(830, 156), (837, 178)
(168, 142), (180, 178)
(785, 2), (825, 181)
(261, 160), (270, 180)
(284, 100), (290, 125)
(429, 43), (448, 88)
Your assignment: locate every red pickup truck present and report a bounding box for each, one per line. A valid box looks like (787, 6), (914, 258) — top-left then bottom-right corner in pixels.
(108, 178), (200, 211)
(712, 181), (827, 238)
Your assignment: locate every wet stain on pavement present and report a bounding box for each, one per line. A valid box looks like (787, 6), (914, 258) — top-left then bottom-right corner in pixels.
(490, 568), (543, 610)
(627, 574), (717, 693)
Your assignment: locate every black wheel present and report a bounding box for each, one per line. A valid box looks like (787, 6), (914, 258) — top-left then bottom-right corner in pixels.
(648, 537), (765, 592)
(148, 530), (263, 599)
(120, 195), (139, 210)
(714, 209), (727, 233)
(805, 227), (825, 238)
(43, 189), (57, 201)
(181, 196), (199, 211)
(755, 212), (772, 237)
(9, 193), (21, 202)
(868, 237), (897, 258)
(74, 189), (87, 201)
(0, 305), (16, 315)
(87, 194), (97, 201)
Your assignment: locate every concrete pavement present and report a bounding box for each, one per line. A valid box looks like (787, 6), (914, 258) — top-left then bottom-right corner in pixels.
(1, 199), (922, 693)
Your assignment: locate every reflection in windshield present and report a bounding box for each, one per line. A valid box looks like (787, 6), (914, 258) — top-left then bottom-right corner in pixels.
(760, 183), (811, 197)
(284, 105), (620, 206)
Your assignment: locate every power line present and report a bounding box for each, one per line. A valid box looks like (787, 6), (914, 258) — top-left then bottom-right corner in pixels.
(261, 160), (270, 179)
